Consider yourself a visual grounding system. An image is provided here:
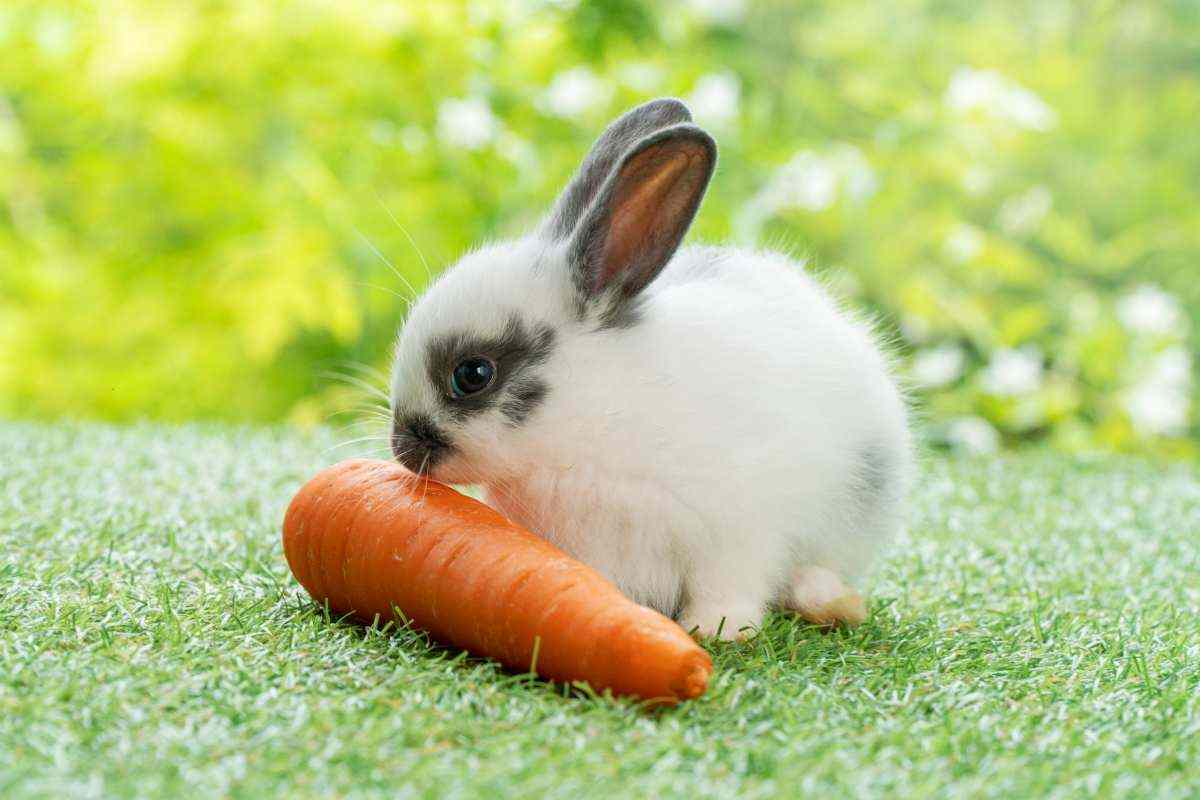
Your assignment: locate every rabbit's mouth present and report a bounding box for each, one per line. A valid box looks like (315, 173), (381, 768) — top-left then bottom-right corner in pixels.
(391, 413), (453, 475)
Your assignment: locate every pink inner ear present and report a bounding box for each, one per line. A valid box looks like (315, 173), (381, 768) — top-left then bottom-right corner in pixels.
(596, 140), (708, 294)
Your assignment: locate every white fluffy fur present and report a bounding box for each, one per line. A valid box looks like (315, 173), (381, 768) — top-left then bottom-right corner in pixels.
(391, 236), (912, 639)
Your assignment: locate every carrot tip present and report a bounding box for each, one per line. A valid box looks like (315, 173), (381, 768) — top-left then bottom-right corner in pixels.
(675, 653), (713, 700)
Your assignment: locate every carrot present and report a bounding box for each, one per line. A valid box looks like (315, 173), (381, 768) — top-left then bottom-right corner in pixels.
(282, 459), (712, 704)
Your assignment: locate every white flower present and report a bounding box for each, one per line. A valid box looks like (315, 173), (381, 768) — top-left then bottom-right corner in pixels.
(35, 14), (75, 57)
(945, 67), (1057, 131)
(1125, 384), (1190, 436)
(997, 186), (1052, 237)
(687, 0), (746, 25)
(944, 224), (984, 263)
(399, 125), (428, 152)
(687, 71), (740, 125)
(1149, 346), (1192, 387)
(0, 96), (22, 156)
(496, 130), (537, 168)
(962, 166), (993, 195)
(912, 345), (967, 388)
(436, 97), (498, 151)
(1124, 345), (1192, 437)
(736, 146), (878, 240)
(874, 121), (901, 146)
(618, 62), (664, 92)
(946, 417), (1000, 455)
(540, 67), (612, 120)
(1116, 284), (1185, 336)
(775, 151), (837, 211)
(1069, 291), (1102, 328)
(369, 120), (397, 145)
(1003, 87), (1057, 131)
(981, 346), (1044, 396)
(829, 144), (878, 201)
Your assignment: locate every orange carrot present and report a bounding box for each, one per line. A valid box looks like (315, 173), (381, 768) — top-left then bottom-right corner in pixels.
(282, 459), (712, 703)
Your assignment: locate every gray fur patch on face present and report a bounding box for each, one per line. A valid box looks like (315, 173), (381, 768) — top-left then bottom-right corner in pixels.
(500, 377), (549, 427)
(543, 98), (693, 241)
(424, 314), (556, 426)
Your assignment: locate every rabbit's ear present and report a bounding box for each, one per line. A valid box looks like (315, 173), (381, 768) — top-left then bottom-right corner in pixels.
(569, 124), (716, 303)
(544, 98), (693, 241)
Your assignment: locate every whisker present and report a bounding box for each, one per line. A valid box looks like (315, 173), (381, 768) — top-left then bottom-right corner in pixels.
(328, 419), (389, 439)
(351, 408), (393, 421)
(493, 479), (550, 538)
(320, 370), (390, 403)
(454, 462), (550, 540)
(326, 398), (391, 416)
(342, 361), (391, 384)
(414, 453), (433, 523)
(321, 434), (391, 458)
(325, 434), (391, 450)
(324, 411), (391, 431)
(356, 229), (421, 303)
(356, 280), (414, 309)
(375, 192), (434, 285)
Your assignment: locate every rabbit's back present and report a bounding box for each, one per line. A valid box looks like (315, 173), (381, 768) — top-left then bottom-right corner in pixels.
(628, 245), (913, 579)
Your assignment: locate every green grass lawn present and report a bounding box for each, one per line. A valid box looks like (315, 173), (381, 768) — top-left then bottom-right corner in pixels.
(2, 423), (1197, 799)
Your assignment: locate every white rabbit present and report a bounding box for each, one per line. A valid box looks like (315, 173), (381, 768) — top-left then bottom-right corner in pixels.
(389, 98), (912, 640)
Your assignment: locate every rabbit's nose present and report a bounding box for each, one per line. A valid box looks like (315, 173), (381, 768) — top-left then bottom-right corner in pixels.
(391, 413), (452, 473)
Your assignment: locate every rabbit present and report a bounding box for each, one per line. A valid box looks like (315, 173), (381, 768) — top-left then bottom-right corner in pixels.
(388, 98), (913, 640)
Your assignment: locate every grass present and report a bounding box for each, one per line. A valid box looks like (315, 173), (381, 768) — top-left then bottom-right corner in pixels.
(1, 422), (1198, 799)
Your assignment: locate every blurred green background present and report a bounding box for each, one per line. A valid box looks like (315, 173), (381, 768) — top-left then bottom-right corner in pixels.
(1, 0), (1196, 454)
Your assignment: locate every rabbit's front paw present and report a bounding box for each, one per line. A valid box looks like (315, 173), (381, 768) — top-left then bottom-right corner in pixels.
(678, 601), (763, 641)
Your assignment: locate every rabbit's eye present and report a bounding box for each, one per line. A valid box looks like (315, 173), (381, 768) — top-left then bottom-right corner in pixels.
(450, 357), (496, 398)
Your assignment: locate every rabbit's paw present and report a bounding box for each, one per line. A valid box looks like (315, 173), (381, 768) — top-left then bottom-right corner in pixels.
(679, 601), (763, 641)
(783, 565), (867, 627)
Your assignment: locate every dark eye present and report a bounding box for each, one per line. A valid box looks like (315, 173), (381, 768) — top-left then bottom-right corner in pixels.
(450, 356), (496, 398)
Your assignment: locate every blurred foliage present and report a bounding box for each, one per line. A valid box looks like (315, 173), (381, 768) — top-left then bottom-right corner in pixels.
(1, 0), (1197, 453)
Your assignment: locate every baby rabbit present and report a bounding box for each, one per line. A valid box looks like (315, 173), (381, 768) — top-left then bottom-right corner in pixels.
(389, 98), (912, 639)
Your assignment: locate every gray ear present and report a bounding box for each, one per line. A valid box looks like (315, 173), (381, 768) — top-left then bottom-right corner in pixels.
(570, 124), (716, 302)
(543, 98), (693, 241)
